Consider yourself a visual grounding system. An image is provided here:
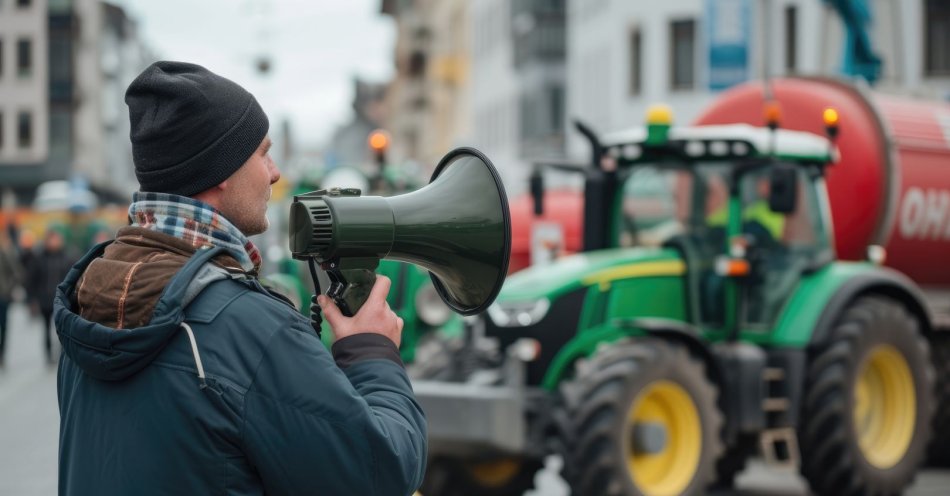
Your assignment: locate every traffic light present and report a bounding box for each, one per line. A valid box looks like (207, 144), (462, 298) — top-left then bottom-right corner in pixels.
(367, 129), (391, 193)
(368, 129), (390, 167)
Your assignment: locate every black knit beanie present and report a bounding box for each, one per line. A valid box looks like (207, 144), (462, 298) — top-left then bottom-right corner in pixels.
(125, 61), (269, 196)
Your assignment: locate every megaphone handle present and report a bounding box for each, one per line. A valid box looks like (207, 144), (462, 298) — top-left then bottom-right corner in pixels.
(326, 268), (377, 317)
(306, 258), (324, 339)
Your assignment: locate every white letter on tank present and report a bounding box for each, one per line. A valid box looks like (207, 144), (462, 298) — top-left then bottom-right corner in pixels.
(899, 188), (925, 239)
(924, 190), (950, 239)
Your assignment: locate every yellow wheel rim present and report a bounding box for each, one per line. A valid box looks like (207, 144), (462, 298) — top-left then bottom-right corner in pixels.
(626, 380), (702, 496)
(467, 459), (521, 488)
(853, 344), (916, 469)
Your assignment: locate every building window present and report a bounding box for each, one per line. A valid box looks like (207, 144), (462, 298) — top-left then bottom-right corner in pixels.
(670, 19), (696, 90)
(408, 51), (427, 78)
(49, 35), (72, 101)
(549, 85), (563, 132)
(49, 108), (72, 162)
(629, 28), (642, 95)
(926, 0), (950, 76)
(16, 38), (31, 77)
(785, 6), (798, 72)
(17, 111), (31, 149)
(48, 0), (73, 14)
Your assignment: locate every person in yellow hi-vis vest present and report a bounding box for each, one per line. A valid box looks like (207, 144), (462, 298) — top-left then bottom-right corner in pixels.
(706, 175), (786, 244)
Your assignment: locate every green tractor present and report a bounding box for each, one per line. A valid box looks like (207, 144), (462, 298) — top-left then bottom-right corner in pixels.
(414, 109), (936, 496)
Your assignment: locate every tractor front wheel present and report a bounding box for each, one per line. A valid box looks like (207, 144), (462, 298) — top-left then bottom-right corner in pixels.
(557, 338), (723, 496)
(800, 296), (934, 495)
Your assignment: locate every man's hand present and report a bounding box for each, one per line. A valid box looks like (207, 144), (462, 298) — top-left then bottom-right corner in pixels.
(317, 275), (404, 347)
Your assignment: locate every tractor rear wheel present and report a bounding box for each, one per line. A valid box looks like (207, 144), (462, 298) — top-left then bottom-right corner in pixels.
(557, 338), (723, 496)
(799, 296), (934, 495)
(419, 456), (544, 496)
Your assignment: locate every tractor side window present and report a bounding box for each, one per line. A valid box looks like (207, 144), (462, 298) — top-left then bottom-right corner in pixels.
(739, 165), (830, 327)
(738, 169), (787, 247)
(737, 165), (828, 254)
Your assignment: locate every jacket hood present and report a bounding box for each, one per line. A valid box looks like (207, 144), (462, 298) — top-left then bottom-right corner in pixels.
(54, 243), (228, 381)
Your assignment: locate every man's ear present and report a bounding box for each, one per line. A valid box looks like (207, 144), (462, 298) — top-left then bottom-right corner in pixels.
(192, 180), (228, 207)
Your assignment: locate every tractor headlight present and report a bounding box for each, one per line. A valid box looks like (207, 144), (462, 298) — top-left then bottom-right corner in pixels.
(487, 298), (551, 327)
(415, 282), (453, 327)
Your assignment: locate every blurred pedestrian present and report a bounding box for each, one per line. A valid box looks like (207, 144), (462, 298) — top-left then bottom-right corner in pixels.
(54, 61), (425, 496)
(17, 229), (35, 271)
(0, 229), (23, 367)
(26, 228), (73, 363)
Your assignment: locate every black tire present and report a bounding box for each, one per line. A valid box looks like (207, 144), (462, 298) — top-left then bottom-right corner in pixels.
(420, 456), (544, 496)
(557, 338), (723, 496)
(799, 296), (934, 496)
(710, 433), (757, 490)
(926, 333), (950, 466)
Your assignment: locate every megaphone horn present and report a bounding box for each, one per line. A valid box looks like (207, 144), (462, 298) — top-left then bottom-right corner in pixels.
(290, 147), (511, 318)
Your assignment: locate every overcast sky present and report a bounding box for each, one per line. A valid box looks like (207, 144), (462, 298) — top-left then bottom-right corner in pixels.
(112, 0), (396, 150)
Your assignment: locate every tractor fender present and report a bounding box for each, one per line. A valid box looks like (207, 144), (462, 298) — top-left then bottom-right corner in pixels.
(809, 268), (933, 347)
(630, 318), (722, 385)
(541, 317), (716, 390)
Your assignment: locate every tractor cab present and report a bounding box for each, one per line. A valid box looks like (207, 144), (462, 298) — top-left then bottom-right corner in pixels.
(601, 111), (838, 334)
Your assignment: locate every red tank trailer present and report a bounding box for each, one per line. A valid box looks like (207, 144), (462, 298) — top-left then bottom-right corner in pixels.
(696, 77), (950, 286)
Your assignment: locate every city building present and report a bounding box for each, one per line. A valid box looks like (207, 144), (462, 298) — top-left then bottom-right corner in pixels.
(0, 0), (151, 206)
(468, 0), (568, 194)
(468, 0), (522, 190)
(73, 1), (151, 201)
(0, 0), (50, 198)
(381, 1), (946, 195)
(566, 0), (950, 157)
(324, 77), (388, 173)
(381, 0), (472, 177)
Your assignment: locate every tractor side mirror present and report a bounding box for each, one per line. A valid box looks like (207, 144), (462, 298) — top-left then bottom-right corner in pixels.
(530, 167), (544, 216)
(768, 164), (798, 214)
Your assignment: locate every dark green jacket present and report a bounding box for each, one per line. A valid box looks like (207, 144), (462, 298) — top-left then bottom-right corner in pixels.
(55, 241), (427, 495)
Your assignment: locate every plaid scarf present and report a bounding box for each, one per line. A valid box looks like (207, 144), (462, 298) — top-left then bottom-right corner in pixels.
(128, 192), (262, 273)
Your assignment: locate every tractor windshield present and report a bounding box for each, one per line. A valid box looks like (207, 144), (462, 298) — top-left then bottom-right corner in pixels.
(617, 163), (731, 251)
(619, 161), (832, 327)
(619, 162), (829, 253)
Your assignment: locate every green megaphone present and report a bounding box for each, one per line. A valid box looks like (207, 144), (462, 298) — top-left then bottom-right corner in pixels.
(290, 147), (511, 318)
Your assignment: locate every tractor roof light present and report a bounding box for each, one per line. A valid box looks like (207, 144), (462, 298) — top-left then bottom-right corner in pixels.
(764, 101), (782, 130)
(645, 104), (673, 145)
(823, 107), (840, 140)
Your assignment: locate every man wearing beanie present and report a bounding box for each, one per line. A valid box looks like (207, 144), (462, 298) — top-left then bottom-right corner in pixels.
(53, 61), (426, 496)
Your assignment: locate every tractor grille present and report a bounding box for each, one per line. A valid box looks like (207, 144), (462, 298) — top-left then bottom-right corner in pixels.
(485, 287), (586, 386)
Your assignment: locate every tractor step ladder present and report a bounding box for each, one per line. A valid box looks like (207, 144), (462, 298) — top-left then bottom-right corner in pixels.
(760, 367), (801, 469)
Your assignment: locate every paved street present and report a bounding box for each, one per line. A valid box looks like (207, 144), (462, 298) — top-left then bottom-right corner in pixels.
(0, 302), (60, 496)
(1, 300), (949, 495)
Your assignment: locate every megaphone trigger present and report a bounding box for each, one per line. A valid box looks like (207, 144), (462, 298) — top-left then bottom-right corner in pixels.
(325, 268), (377, 318)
